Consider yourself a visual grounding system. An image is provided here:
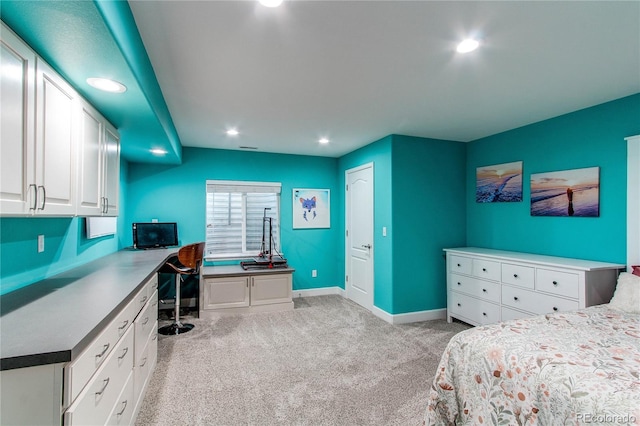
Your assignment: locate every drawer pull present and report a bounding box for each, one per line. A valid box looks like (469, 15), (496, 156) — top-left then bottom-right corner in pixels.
(117, 400), (128, 417)
(118, 320), (129, 331)
(513, 296), (519, 301)
(118, 347), (129, 360)
(140, 295), (148, 304)
(482, 312), (487, 316)
(553, 307), (558, 311)
(153, 334), (158, 341)
(552, 281), (558, 286)
(482, 268), (487, 272)
(457, 282), (461, 286)
(95, 378), (110, 396)
(96, 343), (110, 359)
(140, 357), (148, 368)
(482, 288), (487, 293)
(513, 274), (518, 278)
(142, 317), (150, 326)
(457, 303), (461, 307)
(457, 263), (461, 267)
(152, 301), (158, 307)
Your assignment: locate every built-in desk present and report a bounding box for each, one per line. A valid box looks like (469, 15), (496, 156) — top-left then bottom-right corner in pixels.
(200, 265), (295, 317)
(0, 248), (176, 425)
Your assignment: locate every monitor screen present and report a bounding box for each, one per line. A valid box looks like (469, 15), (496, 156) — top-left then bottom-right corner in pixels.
(133, 222), (178, 249)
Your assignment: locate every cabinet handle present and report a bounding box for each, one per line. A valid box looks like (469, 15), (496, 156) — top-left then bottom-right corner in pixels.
(118, 320), (129, 331)
(140, 357), (147, 367)
(457, 303), (461, 307)
(482, 288), (487, 293)
(482, 268), (487, 272)
(513, 296), (519, 301)
(457, 282), (461, 286)
(482, 312), (487, 316)
(457, 263), (461, 267)
(118, 347), (129, 360)
(104, 197), (109, 214)
(142, 317), (149, 326)
(95, 378), (110, 396)
(117, 400), (128, 417)
(37, 185), (46, 210)
(140, 295), (148, 304)
(553, 307), (558, 311)
(153, 334), (158, 341)
(513, 274), (518, 278)
(96, 343), (110, 359)
(552, 281), (558, 286)
(29, 184), (38, 210)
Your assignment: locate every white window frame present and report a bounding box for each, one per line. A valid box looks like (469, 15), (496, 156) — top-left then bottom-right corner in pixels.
(205, 180), (282, 261)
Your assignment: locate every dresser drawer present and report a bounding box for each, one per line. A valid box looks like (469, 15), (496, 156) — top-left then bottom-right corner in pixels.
(472, 259), (501, 281)
(449, 292), (500, 326)
(501, 306), (535, 322)
(106, 370), (134, 426)
(502, 285), (579, 316)
(65, 326), (134, 426)
(449, 274), (501, 303)
(536, 268), (579, 298)
(134, 290), (158, 363)
(501, 263), (535, 289)
(134, 322), (158, 400)
(67, 290), (141, 405)
(134, 275), (158, 314)
(449, 255), (472, 275)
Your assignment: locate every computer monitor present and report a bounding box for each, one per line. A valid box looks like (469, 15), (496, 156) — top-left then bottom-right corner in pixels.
(132, 222), (178, 249)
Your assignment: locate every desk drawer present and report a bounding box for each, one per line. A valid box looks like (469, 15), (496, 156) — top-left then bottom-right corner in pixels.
(65, 326), (134, 426)
(502, 285), (579, 316)
(536, 268), (579, 299)
(106, 370), (134, 426)
(134, 290), (158, 363)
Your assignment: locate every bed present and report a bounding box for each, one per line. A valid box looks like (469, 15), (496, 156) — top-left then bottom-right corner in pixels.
(424, 273), (640, 425)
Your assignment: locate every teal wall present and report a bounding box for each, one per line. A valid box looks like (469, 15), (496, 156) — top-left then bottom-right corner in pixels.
(124, 147), (341, 291)
(338, 136), (394, 312)
(467, 94), (640, 264)
(0, 162), (129, 296)
(391, 135), (466, 313)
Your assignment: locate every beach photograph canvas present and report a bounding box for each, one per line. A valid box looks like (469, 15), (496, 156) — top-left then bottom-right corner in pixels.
(530, 166), (600, 217)
(476, 161), (523, 203)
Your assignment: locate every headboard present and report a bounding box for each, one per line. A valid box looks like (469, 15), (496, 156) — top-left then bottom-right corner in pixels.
(627, 135), (640, 272)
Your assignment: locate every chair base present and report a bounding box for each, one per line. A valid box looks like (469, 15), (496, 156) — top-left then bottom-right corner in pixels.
(158, 322), (195, 335)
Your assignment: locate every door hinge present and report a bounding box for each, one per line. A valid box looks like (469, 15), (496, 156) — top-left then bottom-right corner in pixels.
(346, 184), (348, 191)
(346, 229), (348, 237)
(346, 275), (349, 282)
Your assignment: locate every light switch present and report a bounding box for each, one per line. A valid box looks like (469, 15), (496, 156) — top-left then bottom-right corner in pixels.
(382, 227), (387, 237)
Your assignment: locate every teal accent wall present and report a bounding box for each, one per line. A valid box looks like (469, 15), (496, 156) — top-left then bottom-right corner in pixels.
(467, 94), (640, 263)
(124, 147), (341, 291)
(0, 161), (129, 296)
(391, 135), (466, 313)
(338, 136), (394, 312)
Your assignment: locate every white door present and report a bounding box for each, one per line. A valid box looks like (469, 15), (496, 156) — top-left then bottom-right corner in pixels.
(346, 163), (374, 310)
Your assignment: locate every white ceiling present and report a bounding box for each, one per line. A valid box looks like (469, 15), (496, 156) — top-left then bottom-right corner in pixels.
(129, 0), (640, 158)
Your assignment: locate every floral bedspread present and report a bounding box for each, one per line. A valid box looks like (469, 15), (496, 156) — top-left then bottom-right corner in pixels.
(424, 306), (640, 425)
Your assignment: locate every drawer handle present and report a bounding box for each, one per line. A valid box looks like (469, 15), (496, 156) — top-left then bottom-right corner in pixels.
(140, 295), (148, 304)
(513, 274), (518, 278)
(482, 268), (487, 272)
(118, 347), (129, 360)
(117, 400), (128, 417)
(153, 334), (158, 341)
(482, 288), (487, 293)
(513, 296), (519, 301)
(553, 307), (558, 311)
(457, 263), (461, 267)
(95, 378), (110, 396)
(96, 343), (110, 359)
(140, 357), (148, 368)
(152, 301), (158, 307)
(482, 312), (487, 316)
(552, 281), (558, 286)
(457, 303), (461, 307)
(457, 282), (461, 286)
(142, 317), (150, 326)
(118, 320), (129, 331)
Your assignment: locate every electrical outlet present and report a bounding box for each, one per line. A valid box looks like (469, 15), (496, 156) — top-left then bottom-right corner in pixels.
(151, 218), (158, 223)
(38, 235), (44, 253)
(312, 269), (317, 278)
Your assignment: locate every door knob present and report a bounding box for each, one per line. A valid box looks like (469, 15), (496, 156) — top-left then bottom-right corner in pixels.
(361, 244), (372, 249)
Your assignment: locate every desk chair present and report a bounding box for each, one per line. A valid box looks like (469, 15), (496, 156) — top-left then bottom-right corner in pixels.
(158, 242), (205, 335)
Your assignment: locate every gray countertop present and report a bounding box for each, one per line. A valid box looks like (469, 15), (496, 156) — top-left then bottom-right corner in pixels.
(0, 248), (176, 371)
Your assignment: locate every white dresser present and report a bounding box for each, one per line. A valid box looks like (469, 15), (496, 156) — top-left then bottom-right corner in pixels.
(445, 247), (624, 326)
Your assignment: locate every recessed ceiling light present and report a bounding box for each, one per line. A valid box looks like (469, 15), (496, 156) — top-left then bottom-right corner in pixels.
(150, 148), (167, 155)
(86, 77), (127, 93)
(456, 38), (480, 53)
(319, 138), (330, 144)
(258, 0), (283, 7)
(226, 128), (239, 136)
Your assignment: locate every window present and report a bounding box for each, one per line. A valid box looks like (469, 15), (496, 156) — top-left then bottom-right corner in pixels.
(205, 180), (281, 260)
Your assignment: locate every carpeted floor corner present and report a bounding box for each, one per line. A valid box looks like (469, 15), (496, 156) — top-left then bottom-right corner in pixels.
(135, 295), (470, 426)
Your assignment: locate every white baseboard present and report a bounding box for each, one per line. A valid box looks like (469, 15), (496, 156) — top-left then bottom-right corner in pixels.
(372, 305), (447, 325)
(293, 286), (345, 298)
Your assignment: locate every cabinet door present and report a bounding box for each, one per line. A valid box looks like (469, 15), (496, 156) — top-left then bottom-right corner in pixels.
(35, 58), (76, 215)
(250, 274), (292, 306)
(76, 101), (103, 216)
(103, 122), (120, 216)
(203, 276), (250, 310)
(1, 24), (36, 215)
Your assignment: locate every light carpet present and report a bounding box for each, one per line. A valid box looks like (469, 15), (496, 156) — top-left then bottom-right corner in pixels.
(135, 295), (470, 426)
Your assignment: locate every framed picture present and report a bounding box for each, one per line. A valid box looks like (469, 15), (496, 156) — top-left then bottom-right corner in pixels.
(530, 166), (600, 217)
(293, 188), (330, 229)
(476, 161), (523, 202)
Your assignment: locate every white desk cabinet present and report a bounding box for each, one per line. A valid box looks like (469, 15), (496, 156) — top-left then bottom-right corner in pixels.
(445, 247), (624, 326)
(201, 266), (294, 317)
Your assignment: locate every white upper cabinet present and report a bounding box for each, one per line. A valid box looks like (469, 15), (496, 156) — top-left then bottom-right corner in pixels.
(1, 21), (120, 217)
(35, 58), (77, 215)
(0, 23), (36, 214)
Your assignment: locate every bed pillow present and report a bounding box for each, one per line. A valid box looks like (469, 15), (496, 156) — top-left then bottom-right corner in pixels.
(632, 265), (640, 277)
(609, 272), (640, 313)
